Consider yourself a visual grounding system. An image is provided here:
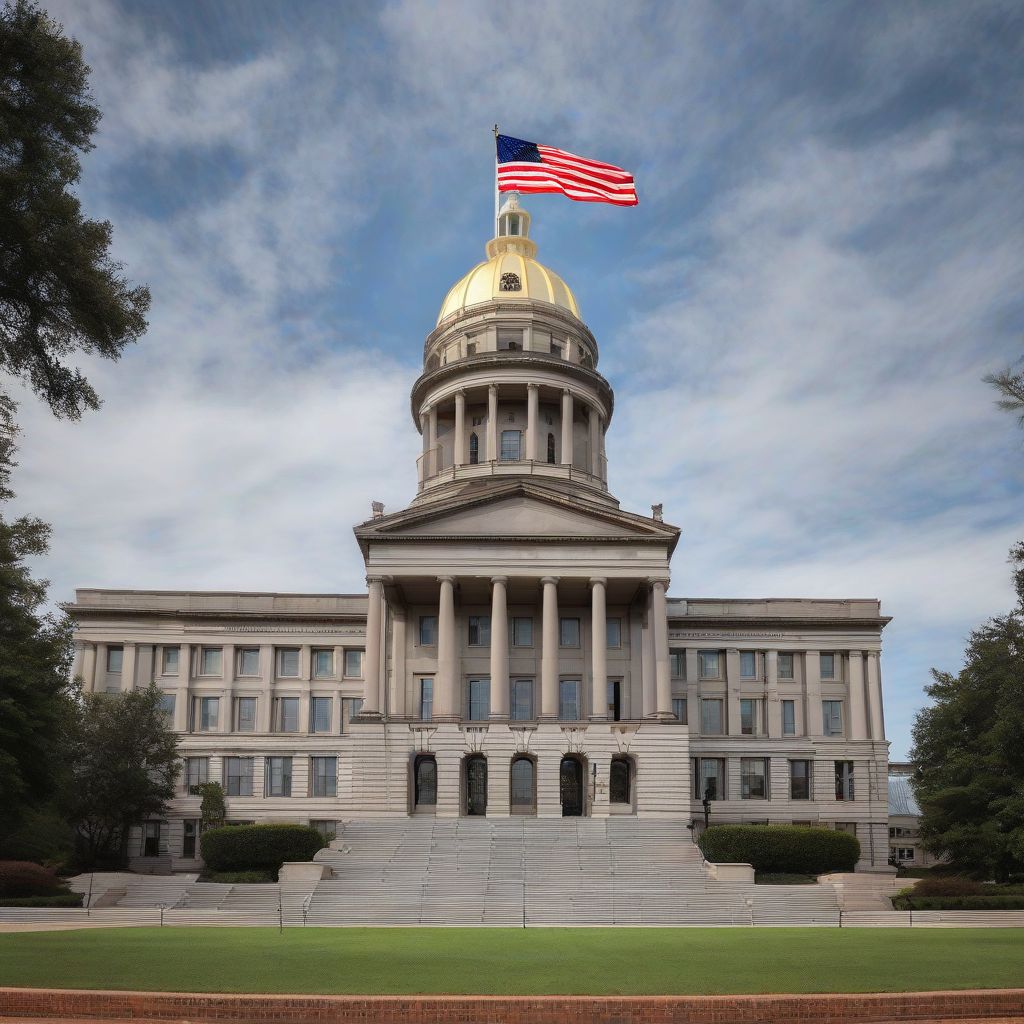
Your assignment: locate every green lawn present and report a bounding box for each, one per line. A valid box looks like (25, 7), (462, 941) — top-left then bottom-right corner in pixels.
(1, 928), (1023, 995)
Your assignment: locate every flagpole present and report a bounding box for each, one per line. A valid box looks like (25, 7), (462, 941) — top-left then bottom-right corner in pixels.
(492, 123), (499, 236)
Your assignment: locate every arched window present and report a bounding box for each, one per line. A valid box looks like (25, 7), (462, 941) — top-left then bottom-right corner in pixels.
(414, 755), (437, 807)
(510, 757), (535, 813)
(465, 755), (487, 816)
(468, 432), (479, 465)
(609, 757), (631, 805)
(546, 433), (556, 464)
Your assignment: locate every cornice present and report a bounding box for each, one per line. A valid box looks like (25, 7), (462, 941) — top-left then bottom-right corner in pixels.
(670, 616), (892, 631)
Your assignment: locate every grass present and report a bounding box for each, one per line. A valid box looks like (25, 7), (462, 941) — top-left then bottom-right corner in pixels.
(1, 928), (1024, 995)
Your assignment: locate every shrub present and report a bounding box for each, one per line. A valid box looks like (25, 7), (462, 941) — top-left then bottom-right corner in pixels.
(0, 892), (83, 908)
(199, 823), (326, 874)
(201, 870), (274, 884)
(912, 875), (984, 897)
(892, 894), (1024, 911)
(699, 825), (860, 875)
(0, 861), (63, 898)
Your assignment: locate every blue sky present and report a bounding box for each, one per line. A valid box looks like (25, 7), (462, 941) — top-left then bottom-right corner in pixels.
(11, 0), (1024, 759)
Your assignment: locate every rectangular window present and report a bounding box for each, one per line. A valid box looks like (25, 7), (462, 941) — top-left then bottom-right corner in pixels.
(310, 696), (332, 733)
(468, 678), (490, 721)
(236, 696), (257, 732)
(106, 645), (123, 673)
(312, 649), (334, 677)
(835, 761), (855, 801)
(670, 649), (685, 679)
(698, 650), (720, 679)
(740, 651), (757, 678)
(789, 759), (811, 800)
(344, 649), (363, 677)
(822, 700), (844, 736)
(701, 698), (724, 735)
(142, 821), (161, 858)
(237, 648), (260, 677)
(559, 617), (581, 647)
(836, 821), (857, 837)
(198, 696), (219, 731)
(183, 819), (199, 859)
(672, 697), (687, 723)
(777, 652), (795, 679)
(606, 618), (622, 648)
(550, 340), (563, 359)
(419, 615), (438, 646)
(265, 756), (292, 797)
(695, 758), (726, 800)
(225, 757), (253, 797)
(343, 697), (363, 728)
(740, 757), (768, 799)
(511, 679), (533, 720)
(275, 697), (299, 733)
(740, 698), (763, 736)
(782, 699), (796, 736)
(161, 647), (179, 675)
(500, 429), (521, 461)
(311, 820), (337, 841)
(468, 615), (491, 646)
(898, 846), (915, 861)
(497, 328), (523, 351)
(311, 756), (337, 797)
(607, 679), (622, 721)
(512, 617), (533, 647)
(158, 692), (176, 722)
(200, 647), (222, 676)
(419, 678), (433, 721)
(185, 756), (208, 792)
(559, 679), (581, 721)
(277, 648), (300, 677)
(820, 652), (836, 679)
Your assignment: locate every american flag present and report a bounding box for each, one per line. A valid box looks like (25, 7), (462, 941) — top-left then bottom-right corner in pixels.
(496, 134), (638, 207)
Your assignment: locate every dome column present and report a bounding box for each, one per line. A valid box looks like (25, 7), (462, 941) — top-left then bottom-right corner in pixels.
(454, 391), (466, 466)
(589, 407), (602, 477)
(560, 390), (573, 466)
(428, 406), (438, 474)
(487, 385), (499, 462)
(526, 383), (539, 463)
(418, 410), (429, 485)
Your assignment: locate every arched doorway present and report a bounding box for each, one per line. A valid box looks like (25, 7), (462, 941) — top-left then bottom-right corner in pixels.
(413, 754), (437, 811)
(464, 754), (487, 816)
(559, 756), (585, 817)
(609, 755), (634, 811)
(510, 756), (536, 815)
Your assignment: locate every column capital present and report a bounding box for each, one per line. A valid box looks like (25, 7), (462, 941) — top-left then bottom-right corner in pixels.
(848, 649), (863, 657)
(648, 576), (670, 590)
(366, 574), (390, 587)
(527, 381), (539, 392)
(488, 383), (497, 394)
(539, 575), (560, 586)
(437, 574), (457, 585)
(588, 576), (607, 587)
(490, 575), (508, 585)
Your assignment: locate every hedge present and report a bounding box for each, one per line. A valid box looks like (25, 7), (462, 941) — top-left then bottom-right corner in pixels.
(0, 892), (83, 908)
(199, 824), (327, 874)
(699, 825), (860, 874)
(911, 875), (985, 897)
(892, 894), (1024, 911)
(0, 861), (63, 898)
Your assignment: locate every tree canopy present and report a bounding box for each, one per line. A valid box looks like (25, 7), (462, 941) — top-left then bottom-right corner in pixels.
(984, 360), (1024, 431)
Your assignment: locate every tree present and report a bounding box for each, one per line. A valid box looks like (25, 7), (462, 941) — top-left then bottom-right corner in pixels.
(58, 684), (180, 868)
(1, 0), (149, 421)
(984, 359), (1024, 430)
(197, 781), (226, 831)
(910, 544), (1024, 881)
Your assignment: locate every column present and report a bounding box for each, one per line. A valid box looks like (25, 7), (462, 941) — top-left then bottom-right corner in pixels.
(81, 642), (97, 692)
(766, 650), (782, 738)
(428, 406), (439, 474)
(526, 383), (539, 462)
(560, 390), (573, 466)
(540, 576), (560, 719)
(848, 650), (868, 740)
(685, 648), (700, 729)
(640, 591), (654, 718)
(600, 423), (608, 483)
(489, 577), (509, 720)
(390, 611), (407, 718)
(652, 579), (672, 718)
(487, 385), (498, 462)
(258, 644), (273, 732)
(454, 391), (466, 466)
(222, 643), (236, 734)
(866, 652), (885, 740)
(804, 650), (822, 736)
(418, 410), (429, 484)
(436, 576), (457, 719)
(589, 577), (607, 720)
(726, 648), (742, 735)
(121, 642), (137, 691)
(589, 408), (601, 477)
(360, 576), (385, 718)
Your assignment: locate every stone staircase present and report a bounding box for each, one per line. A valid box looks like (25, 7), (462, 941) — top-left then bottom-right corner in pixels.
(821, 871), (911, 911)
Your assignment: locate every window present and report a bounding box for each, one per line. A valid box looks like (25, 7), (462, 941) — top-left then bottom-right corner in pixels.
(740, 758), (768, 799)
(275, 697), (299, 733)
(782, 700), (796, 736)
(468, 678), (490, 721)
(701, 698), (724, 735)
(183, 820), (199, 859)
(468, 615), (491, 646)
(672, 697), (688, 723)
(512, 617), (533, 647)
(236, 696), (257, 732)
(895, 846), (915, 861)
(778, 652), (795, 679)
(511, 679), (533, 720)
(310, 696), (332, 733)
(419, 615), (438, 646)
(344, 649), (363, 677)
(606, 618), (622, 648)
(497, 328), (522, 350)
(835, 761), (855, 801)
(740, 651), (757, 678)
(313, 649), (333, 677)
(820, 652), (836, 679)
(500, 429), (521, 461)
(344, 698), (363, 726)
(510, 757), (535, 811)
(789, 760), (811, 800)
(142, 821), (161, 858)
(225, 757), (253, 797)
(200, 647), (222, 676)
(237, 648), (260, 677)
(698, 650), (720, 678)
(158, 692), (175, 722)
(466, 341), (477, 357)
(265, 756), (292, 797)
(311, 820), (337, 842)
(559, 679), (581, 721)
(670, 650), (685, 678)
(740, 698), (763, 736)
(311, 756), (337, 797)
(419, 678), (433, 721)
(822, 700), (844, 736)
(185, 756), (208, 793)
(551, 341), (563, 359)
(546, 433), (556, 464)
(161, 647), (179, 675)
(610, 758), (631, 804)
(607, 679), (622, 721)
(277, 648), (300, 678)
(836, 821), (857, 837)
(106, 646), (123, 673)
(198, 696), (219, 731)
(695, 758), (726, 800)
(559, 617), (581, 647)
(414, 755), (437, 806)
(469, 432), (479, 464)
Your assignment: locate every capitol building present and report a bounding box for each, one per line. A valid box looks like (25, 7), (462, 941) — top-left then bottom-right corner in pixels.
(67, 196), (892, 872)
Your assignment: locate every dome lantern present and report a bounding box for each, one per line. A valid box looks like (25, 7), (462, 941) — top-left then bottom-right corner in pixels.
(486, 192), (537, 259)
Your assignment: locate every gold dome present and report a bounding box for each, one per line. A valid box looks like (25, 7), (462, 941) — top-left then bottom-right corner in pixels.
(436, 194), (580, 325)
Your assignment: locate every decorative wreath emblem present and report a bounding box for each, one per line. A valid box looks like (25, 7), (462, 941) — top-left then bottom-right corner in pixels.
(500, 272), (522, 292)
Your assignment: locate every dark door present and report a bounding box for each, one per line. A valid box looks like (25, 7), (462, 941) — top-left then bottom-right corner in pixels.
(415, 756), (437, 807)
(560, 757), (584, 817)
(466, 756), (487, 816)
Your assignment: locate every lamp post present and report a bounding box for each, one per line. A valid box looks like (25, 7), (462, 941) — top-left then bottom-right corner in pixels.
(702, 788), (712, 831)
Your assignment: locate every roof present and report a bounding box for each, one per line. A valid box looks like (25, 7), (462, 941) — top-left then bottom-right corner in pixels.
(888, 775), (922, 817)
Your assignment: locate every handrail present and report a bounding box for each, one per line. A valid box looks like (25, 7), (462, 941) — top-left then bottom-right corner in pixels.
(418, 456), (608, 493)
